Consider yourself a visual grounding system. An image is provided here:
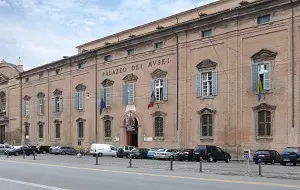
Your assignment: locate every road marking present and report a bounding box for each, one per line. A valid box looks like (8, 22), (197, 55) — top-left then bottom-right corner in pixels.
(1, 159), (300, 189)
(0, 177), (69, 190)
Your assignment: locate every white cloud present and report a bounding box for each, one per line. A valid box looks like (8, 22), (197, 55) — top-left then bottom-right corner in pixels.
(0, 0), (217, 70)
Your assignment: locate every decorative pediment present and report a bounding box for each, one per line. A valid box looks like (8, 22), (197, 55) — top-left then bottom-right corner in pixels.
(24, 121), (30, 126)
(37, 92), (45, 98)
(150, 69), (167, 79)
(76, 117), (86, 123)
(54, 119), (62, 124)
(75, 83), (87, 91)
(251, 49), (277, 62)
(53, 89), (63, 96)
(197, 107), (216, 115)
(0, 74), (9, 84)
(37, 121), (45, 125)
(151, 111), (167, 117)
(122, 73), (138, 82)
(23, 95), (31, 101)
(101, 79), (114, 87)
(252, 103), (276, 111)
(196, 59), (217, 71)
(102, 115), (114, 120)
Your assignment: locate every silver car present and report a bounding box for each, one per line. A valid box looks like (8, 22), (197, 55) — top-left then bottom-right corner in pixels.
(0, 144), (13, 154)
(154, 149), (178, 160)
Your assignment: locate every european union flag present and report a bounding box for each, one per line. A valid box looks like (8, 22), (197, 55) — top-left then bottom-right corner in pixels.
(100, 98), (106, 115)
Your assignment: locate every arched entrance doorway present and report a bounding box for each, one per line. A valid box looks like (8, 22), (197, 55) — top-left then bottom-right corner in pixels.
(123, 113), (139, 147)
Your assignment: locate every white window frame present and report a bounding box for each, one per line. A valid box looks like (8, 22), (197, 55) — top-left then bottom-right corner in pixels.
(78, 91), (84, 110)
(25, 101), (30, 116)
(154, 79), (164, 101)
(38, 98), (44, 115)
(257, 63), (270, 91)
(55, 96), (61, 113)
(201, 72), (212, 97)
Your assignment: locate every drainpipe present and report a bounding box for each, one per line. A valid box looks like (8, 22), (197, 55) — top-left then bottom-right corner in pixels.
(95, 52), (98, 142)
(47, 68), (50, 142)
(19, 74), (22, 142)
(290, 0), (295, 144)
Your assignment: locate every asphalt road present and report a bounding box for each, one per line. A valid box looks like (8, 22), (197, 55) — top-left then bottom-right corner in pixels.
(0, 159), (299, 190)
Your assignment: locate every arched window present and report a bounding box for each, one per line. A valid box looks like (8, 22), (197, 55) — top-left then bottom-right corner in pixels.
(201, 114), (213, 137)
(104, 120), (111, 138)
(258, 110), (271, 136)
(154, 117), (164, 137)
(0, 92), (6, 111)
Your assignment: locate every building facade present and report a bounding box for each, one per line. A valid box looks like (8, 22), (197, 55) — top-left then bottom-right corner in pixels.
(1, 0), (300, 157)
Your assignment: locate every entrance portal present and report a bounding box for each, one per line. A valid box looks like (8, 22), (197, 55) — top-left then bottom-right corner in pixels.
(0, 125), (5, 144)
(126, 118), (138, 147)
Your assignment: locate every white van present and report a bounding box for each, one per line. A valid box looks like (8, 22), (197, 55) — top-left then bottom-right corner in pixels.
(90, 144), (117, 157)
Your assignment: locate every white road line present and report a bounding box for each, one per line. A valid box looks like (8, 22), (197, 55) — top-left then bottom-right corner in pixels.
(0, 177), (70, 190)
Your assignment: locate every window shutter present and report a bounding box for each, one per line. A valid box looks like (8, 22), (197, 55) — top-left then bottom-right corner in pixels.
(212, 71), (218, 96)
(27, 102), (30, 116)
(196, 72), (202, 97)
(81, 92), (84, 111)
(128, 83), (135, 105)
(100, 88), (104, 102)
(23, 102), (26, 116)
(163, 79), (168, 101)
(150, 80), (155, 102)
(251, 64), (258, 92)
(264, 63), (272, 90)
(105, 87), (112, 106)
(78, 92), (84, 111)
(122, 84), (128, 105)
(36, 101), (40, 115)
(74, 92), (78, 110)
(59, 96), (63, 112)
(52, 98), (56, 113)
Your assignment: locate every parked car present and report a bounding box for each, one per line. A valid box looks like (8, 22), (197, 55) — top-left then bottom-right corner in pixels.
(37, 146), (51, 154)
(146, 148), (163, 159)
(177, 149), (194, 161)
(281, 147), (300, 166)
(253, 149), (282, 165)
(0, 144), (13, 154)
(90, 144), (117, 157)
(193, 145), (231, 163)
(129, 148), (149, 159)
(49, 146), (60, 154)
(51, 146), (78, 155)
(116, 145), (135, 158)
(154, 149), (178, 160)
(4, 145), (23, 156)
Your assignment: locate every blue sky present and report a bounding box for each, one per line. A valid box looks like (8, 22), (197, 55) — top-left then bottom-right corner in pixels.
(0, 0), (216, 70)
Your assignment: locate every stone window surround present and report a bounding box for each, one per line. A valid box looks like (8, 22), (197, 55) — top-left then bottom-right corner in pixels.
(102, 115), (114, 141)
(37, 92), (45, 116)
(122, 73), (138, 83)
(100, 79), (114, 108)
(252, 103), (276, 140)
(151, 111), (166, 141)
(23, 95), (31, 117)
(75, 83), (87, 112)
(37, 121), (45, 140)
(54, 119), (62, 140)
(53, 89), (63, 114)
(197, 107), (216, 140)
(76, 117), (86, 140)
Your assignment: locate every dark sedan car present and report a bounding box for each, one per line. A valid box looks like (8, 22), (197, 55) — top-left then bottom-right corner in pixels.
(253, 149), (282, 165)
(177, 149), (194, 161)
(5, 145), (38, 156)
(281, 147), (300, 166)
(129, 148), (149, 159)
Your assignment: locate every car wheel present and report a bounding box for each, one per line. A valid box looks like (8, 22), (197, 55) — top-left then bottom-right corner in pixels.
(61, 151), (66, 155)
(169, 156), (175, 161)
(281, 162), (286, 166)
(98, 153), (103, 157)
(271, 159), (275, 165)
(15, 152), (19, 156)
(208, 156), (214, 162)
(225, 156), (231, 163)
(264, 162), (268, 165)
(213, 159), (217, 162)
(293, 162), (297, 166)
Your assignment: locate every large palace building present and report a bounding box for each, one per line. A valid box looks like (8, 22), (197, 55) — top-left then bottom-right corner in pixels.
(1, 0), (299, 157)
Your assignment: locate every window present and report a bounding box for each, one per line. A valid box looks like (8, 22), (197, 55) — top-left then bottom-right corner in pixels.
(201, 114), (213, 137)
(38, 73), (43, 79)
(122, 83), (135, 105)
(25, 125), (29, 136)
(257, 14), (270, 24)
(55, 69), (61, 75)
(53, 96), (63, 113)
(38, 125), (43, 139)
(78, 122), (84, 138)
(258, 110), (271, 137)
(201, 72), (212, 96)
(74, 91), (84, 111)
(104, 120), (111, 138)
(154, 117), (164, 137)
(155, 79), (164, 101)
(104, 55), (111, 61)
(127, 49), (135, 55)
(78, 62), (85, 69)
(201, 29), (212, 37)
(24, 101), (30, 116)
(55, 124), (60, 138)
(258, 63), (271, 90)
(0, 92), (6, 111)
(25, 78), (29, 82)
(155, 42), (163, 49)
(100, 87), (112, 106)
(38, 98), (44, 115)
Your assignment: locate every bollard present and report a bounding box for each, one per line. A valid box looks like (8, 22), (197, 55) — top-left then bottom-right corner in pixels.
(258, 159), (262, 176)
(170, 156), (174, 171)
(199, 157), (203, 173)
(129, 155), (132, 168)
(33, 151), (36, 160)
(95, 153), (99, 165)
(6, 153), (9, 158)
(23, 150), (25, 159)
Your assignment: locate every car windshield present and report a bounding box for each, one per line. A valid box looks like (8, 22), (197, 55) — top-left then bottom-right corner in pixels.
(283, 147), (298, 153)
(255, 150), (269, 154)
(157, 149), (165, 152)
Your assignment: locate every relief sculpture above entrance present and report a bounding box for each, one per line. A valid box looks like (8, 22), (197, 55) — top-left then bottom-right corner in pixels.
(123, 112), (139, 147)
